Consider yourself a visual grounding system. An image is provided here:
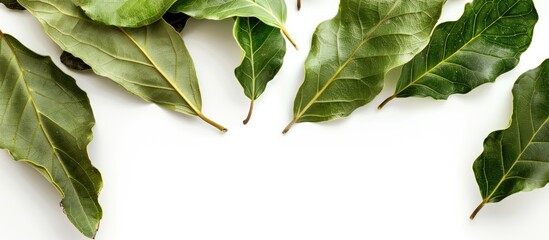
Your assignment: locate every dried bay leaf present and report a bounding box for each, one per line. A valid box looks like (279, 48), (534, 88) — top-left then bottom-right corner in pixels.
(19, 0), (227, 132)
(170, 0), (297, 48)
(284, 0), (445, 133)
(0, 30), (102, 238)
(471, 60), (549, 219)
(70, 0), (178, 27)
(379, 0), (538, 109)
(59, 11), (190, 72)
(234, 17), (286, 124)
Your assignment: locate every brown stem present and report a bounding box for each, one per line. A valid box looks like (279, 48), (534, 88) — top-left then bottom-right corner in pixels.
(297, 0), (301, 10)
(243, 100), (254, 125)
(378, 95), (396, 110)
(470, 201), (487, 220)
(197, 113), (228, 133)
(281, 27), (299, 50)
(282, 119), (297, 134)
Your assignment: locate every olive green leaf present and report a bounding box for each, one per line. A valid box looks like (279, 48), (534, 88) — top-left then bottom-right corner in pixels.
(283, 0), (445, 133)
(69, 0), (178, 27)
(61, 51), (91, 71)
(170, 0), (297, 48)
(234, 17), (286, 124)
(19, 0), (227, 132)
(59, 11), (189, 72)
(1, 0), (24, 10)
(379, 0), (538, 109)
(470, 60), (549, 219)
(0, 30), (102, 238)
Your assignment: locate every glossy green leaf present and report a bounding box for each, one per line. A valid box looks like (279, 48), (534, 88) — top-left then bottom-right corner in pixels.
(170, 0), (297, 48)
(379, 0), (538, 109)
(234, 17), (286, 124)
(0, 31), (102, 238)
(61, 51), (91, 71)
(70, 0), (178, 27)
(19, 0), (226, 132)
(283, 0), (445, 133)
(1, 0), (24, 10)
(470, 60), (549, 219)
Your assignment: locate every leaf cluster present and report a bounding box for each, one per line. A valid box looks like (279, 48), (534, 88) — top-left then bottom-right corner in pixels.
(0, 0), (548, 238)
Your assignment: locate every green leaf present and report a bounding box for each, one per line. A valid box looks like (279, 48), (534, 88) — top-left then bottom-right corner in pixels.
(234, 17), (286, 124)
(470, 60), (549, 219)
(61, 51), (91, 71)
(59, 12), (189, 72)
(379, 0), (538, 109)
(170, 0), (297, 48)
(283, 0), (445, 133)
(0, 31), (102, 238)
(1, 0), (24, 10)
(70, 0), (178, 27)
(19, 0), (227, 132)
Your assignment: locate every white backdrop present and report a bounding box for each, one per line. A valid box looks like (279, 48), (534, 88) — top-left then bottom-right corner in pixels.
(1, 0), (549, 239)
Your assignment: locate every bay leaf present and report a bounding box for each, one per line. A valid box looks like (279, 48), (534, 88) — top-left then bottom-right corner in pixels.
(70, 0), (178, 27)
(60, 11), (189, 72)
(283, 0), (445, 133)
(19, 0), (227, 132)
(170, 0), (297, 49)
(234, 17), (286, 124)
(379, 0), (538, 109)
(471, 60), (549, 219)
(0, 30), (102, 238)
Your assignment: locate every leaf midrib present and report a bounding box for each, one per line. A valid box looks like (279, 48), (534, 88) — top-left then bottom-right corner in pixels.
(2, 34), (96, 232)
(246, 18), (257, 100)
(119, 27), (202, 116)
(394, 0), (523, 96)
(293, 0), (401, 121)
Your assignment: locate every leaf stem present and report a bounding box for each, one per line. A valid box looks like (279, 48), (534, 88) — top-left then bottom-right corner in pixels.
(282, 119), (297, 134)
(378, 95), (396, 110)
(297, 0), (301, 10)
(469, 200), (487, 220)
(281, 27), (299, 50)
(197, 113), (227, 132)
(243, 100), (254, 125)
